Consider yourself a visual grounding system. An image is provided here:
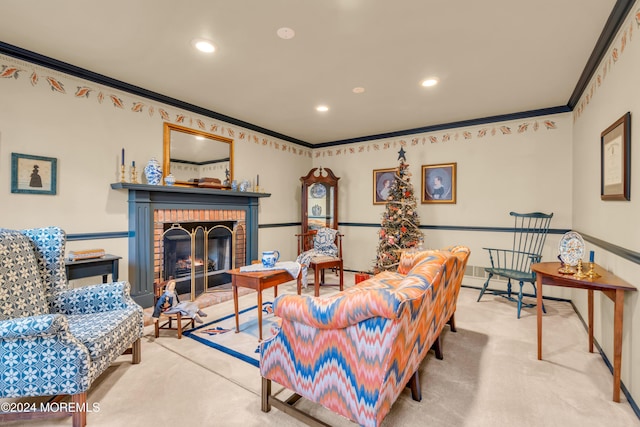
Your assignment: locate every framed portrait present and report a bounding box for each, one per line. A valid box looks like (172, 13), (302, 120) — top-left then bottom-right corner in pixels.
(421, 162), (456, 204)
(601, 112), (630, 201)
(11, 153), (58, 195)
(373, 167), (396, 204)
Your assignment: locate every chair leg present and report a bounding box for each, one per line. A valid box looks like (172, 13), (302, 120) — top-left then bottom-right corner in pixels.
(477, 273), (493, 301)
(71, 392), (87, 427)
(132, 338), (141, 364)
(176, 313), (183, 339)
(338, 265), (344, 291)
(431, 335), (443, 360)
(406, 370), (422, 401)
(261, 377), (272, 412)
(517, 281), (524, 319)
(314, 267), (320, 297)
(448, 313), (457, 332)
(154, 320), (159, 338)
(297, 275), (302, 295)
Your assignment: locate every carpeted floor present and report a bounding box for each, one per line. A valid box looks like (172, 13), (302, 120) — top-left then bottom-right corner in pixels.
(2, 272), (639, 426)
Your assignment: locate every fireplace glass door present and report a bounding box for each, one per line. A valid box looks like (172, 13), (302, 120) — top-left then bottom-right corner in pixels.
(162, 222), (234, 301)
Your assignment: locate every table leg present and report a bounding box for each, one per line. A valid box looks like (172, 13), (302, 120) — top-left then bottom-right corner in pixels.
(233, 280), (240, 334)
(588, 289), (594, 353)
(537, 275), (543, 360)
(613, 289), (624, 402)
(257, 287), (263, 341)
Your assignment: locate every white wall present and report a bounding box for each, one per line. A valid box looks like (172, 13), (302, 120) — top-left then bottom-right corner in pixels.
(0, 53), (312, 278)
(571, 1), (640, 403)
(314, 113), (573, 275)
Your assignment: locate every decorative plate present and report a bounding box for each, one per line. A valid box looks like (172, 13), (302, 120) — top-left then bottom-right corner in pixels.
(310, 183), (326, 198)
(558, 231), (585, 266)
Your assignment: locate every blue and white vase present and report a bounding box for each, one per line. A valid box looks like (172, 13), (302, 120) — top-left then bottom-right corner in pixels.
(164, 173), (176, 186)
(144, 158), (162, 185)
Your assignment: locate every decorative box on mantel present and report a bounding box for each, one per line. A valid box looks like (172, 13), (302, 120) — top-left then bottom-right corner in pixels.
(111, 183), (270, 307)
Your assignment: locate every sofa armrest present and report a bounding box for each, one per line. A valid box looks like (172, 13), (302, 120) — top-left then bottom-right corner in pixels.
(0, 314), (70, 339)
(275, 288), (405, 329)
(51, 281), (139, 315)
(0, 315), (92, 398)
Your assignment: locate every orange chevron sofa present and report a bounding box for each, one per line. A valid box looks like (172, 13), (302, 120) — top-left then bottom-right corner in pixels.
(260, 245), (470, 427)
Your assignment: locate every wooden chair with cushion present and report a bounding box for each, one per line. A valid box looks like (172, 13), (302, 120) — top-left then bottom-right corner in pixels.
(295, 228), (344, 297)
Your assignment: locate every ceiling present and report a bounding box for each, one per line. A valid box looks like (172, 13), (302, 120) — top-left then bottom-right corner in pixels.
(0, 0), (628, 145)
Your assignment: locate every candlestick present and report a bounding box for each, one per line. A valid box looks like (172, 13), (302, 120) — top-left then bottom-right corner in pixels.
(586, 261), (601, 279)
(589, 250), (594, 263)
(121, 148), (125, 166)
(130, 164), (138, 184)
(120, 164), (126, 183)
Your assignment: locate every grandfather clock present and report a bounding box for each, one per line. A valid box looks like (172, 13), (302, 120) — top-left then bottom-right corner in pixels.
(300, 167), (339, 235)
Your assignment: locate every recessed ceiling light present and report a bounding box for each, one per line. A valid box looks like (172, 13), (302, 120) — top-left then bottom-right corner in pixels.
(316, 105), (329, 112)
(421, 78), (439, 87)
(277, 27), (295, 39)
(191, 38), (215, 53)
(352, 87), (365, 94)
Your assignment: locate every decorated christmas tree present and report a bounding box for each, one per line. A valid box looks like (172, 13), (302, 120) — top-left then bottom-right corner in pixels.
(374, 148), (424, 272)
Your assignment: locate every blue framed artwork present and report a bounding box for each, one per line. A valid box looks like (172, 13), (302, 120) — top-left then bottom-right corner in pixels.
(421, 162), (456, 204)
(11, 153), (58, 195)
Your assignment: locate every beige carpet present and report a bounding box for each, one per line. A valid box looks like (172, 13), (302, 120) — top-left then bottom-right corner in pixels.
(2, 272), (639, 426)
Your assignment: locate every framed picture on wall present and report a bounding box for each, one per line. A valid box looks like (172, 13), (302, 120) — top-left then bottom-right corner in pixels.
(373, 167), (396, 204)
(421, 163), (456, 204)
(601, 112), (630, 201)
(11, 153), (58, 195)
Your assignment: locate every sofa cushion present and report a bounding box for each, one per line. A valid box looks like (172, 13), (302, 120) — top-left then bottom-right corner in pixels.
(67, 307), (141, 361)
(0, 230), (47, 320)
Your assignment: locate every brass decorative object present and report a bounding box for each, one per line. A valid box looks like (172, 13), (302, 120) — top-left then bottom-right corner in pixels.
(586, 262), (601, 279)
(573, 259), (587, 279)
(130, 165), (139, 184)
(120, 164), (126, 183)
(558, 263), (574, 274)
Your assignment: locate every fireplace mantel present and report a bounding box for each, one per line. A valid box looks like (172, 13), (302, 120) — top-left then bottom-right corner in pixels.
(111, 183), (270, 307)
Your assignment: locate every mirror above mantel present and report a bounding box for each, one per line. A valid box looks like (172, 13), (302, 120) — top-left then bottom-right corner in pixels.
(163, 122), (234, 187)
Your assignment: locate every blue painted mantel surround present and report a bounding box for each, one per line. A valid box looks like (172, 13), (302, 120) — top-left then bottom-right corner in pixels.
(111, 183), (270, 307)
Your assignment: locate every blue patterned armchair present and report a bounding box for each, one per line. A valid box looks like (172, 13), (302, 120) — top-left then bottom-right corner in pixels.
(0, 227), (143, 426)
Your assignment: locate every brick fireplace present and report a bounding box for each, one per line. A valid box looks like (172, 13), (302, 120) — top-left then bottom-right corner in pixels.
(111, 183), (269, 307)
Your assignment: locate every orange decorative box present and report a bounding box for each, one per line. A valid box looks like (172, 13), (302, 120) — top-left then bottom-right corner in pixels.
(355, 273), (370, 284)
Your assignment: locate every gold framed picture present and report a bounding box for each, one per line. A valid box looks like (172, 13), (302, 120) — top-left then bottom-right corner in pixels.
(421, 163), (456, 204)
(373, 168), (396, 204)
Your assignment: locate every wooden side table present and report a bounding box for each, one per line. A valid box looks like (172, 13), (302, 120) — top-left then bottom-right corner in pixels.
(228, 268), (295, 340)
(65, 254), (122, 283)
(532, 262), (637, 402)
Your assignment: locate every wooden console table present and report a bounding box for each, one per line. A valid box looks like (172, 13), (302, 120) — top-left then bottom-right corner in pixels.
(65, 254), (122, 283)
(532, 262), (636, 402)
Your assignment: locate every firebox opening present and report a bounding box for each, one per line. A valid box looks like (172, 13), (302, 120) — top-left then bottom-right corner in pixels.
(162, 221), (234, 300)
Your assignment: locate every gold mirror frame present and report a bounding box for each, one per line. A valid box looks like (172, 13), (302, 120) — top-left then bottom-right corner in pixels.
(162, 122), (234, 186)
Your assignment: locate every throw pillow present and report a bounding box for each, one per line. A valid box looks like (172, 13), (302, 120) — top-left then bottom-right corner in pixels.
(313, 228), (338, 255)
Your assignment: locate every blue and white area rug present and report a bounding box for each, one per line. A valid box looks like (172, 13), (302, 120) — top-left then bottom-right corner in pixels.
(184, 301), (278, 368)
